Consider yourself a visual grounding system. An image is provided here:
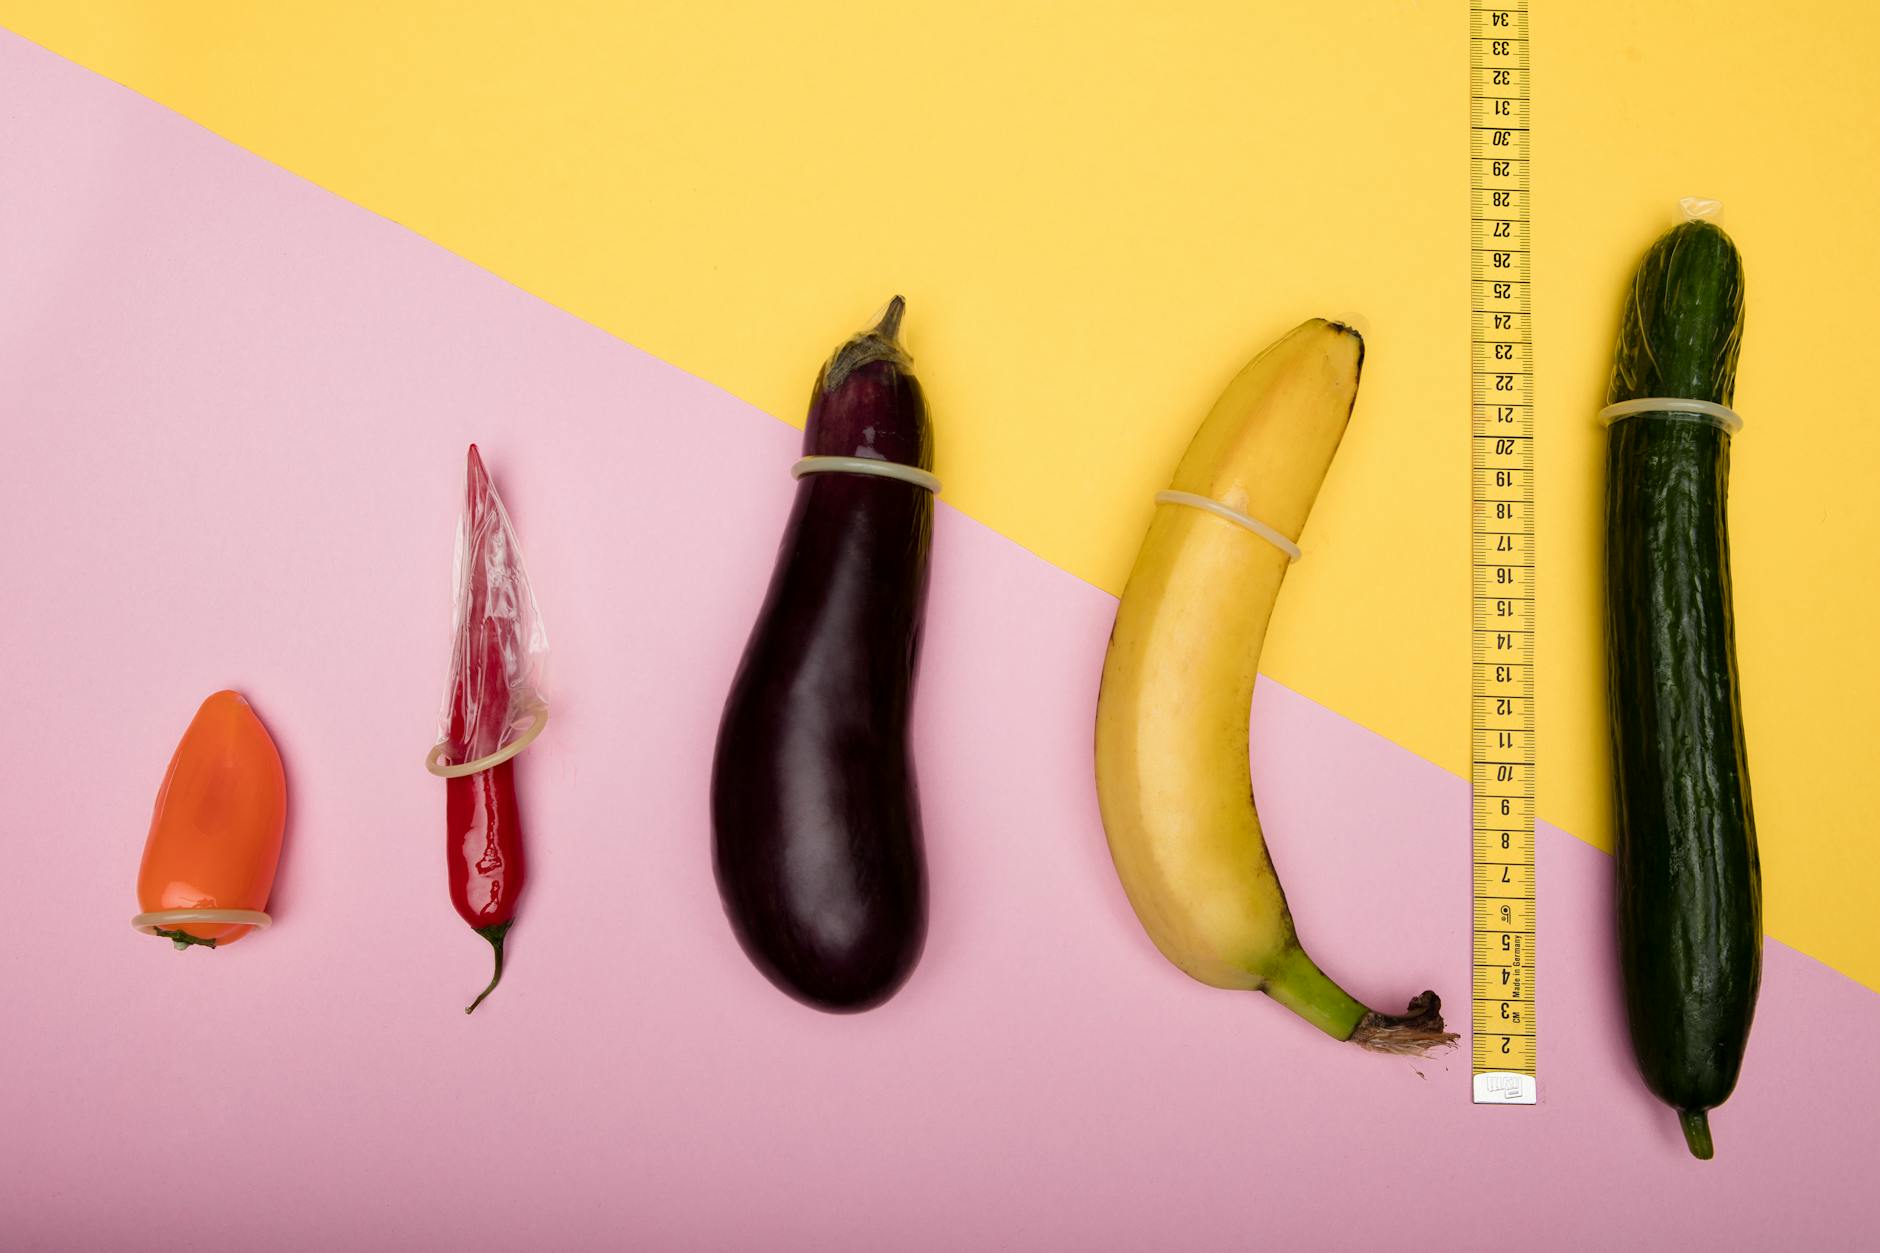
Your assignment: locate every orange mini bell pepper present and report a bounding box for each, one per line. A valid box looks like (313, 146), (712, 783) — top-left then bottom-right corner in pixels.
(132, 691), (287, 950)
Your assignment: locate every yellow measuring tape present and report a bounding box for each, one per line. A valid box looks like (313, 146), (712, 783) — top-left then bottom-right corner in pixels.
(1470, 0), (1537, 1105)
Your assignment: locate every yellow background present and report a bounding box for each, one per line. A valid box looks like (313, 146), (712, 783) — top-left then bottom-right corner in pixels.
(6, 1), (1876, 989)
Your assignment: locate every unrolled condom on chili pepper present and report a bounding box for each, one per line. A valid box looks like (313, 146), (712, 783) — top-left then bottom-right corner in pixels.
(425, 445), (549, 1013)
(133, 690), (287, 950)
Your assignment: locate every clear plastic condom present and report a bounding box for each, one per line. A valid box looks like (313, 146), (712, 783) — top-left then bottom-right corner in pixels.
(132, 908), (272, 935)
(1154, 490), (1302, 562)
(1599, 398), (1743, 434)
(426, 446), (550, 777)
(792, 456), (941, 493)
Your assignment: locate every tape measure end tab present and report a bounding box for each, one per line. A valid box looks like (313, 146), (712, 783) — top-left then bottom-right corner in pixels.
(1472, 1073), (1538, 1105)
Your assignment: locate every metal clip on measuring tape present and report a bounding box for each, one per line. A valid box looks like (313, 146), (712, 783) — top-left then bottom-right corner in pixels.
(1599, 398), (1743, 435)
(1154, 490), (1302, 562)
(792, 455), (942, 494)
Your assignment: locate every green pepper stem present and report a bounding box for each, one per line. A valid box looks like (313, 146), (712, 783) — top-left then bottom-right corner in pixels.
(1680, 1109), (1715, 1160)
(464, 920), (513, 1015)
(153, 926), (217, 951)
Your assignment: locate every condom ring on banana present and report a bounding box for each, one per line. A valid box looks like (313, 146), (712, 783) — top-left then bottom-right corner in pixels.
(1154, 490), (1302, 562)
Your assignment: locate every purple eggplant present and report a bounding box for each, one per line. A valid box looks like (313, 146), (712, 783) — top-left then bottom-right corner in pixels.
(711, 297), (933, 1012)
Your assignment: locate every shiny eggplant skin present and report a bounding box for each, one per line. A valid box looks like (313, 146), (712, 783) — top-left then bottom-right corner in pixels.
(711, 299), (932, 1012)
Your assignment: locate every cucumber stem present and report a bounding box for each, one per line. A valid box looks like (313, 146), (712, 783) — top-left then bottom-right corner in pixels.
(1680, 1109), (1715, 1160)
(465, 920), (513, 1015)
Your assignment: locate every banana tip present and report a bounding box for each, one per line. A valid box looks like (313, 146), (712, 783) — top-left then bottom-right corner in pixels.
(1324, 318), (1365, 346)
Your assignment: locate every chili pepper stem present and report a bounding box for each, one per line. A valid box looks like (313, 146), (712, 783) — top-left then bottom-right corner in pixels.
(153, 927), (217, 951)
(465, 919), (514, 1014)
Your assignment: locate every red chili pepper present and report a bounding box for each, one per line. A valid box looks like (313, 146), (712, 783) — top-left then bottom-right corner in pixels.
(440, 445), (534, 1014)
(448, 621), (526, 1013)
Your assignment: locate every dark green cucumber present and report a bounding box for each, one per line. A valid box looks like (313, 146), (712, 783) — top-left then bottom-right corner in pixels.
(1605, 219), (1760, 1161)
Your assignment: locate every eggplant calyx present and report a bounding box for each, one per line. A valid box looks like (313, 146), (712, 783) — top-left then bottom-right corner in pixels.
(822, 295), (909, 392)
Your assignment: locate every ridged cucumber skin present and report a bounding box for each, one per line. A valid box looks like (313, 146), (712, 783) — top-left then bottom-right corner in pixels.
(1605, 220), (1761, 1159)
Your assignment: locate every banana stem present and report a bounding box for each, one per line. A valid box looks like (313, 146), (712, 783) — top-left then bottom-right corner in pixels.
(1264, 946), (1457, 1056)
(1350, 991), (1456, 1055)
(1262, 946), (1369, 1041)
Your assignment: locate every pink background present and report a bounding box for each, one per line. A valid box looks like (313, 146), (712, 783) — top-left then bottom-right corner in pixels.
(3, 32), (1876, 1250)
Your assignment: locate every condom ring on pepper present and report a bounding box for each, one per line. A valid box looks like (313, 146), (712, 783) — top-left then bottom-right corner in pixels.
(424, 700), (550, 779)
(134, 908), (273, 937)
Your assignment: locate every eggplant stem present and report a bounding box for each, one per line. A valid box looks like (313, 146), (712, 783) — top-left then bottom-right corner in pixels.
(465, 920), (513, 1014)
(874, 294), (906, 340)
(822, 295), (910, 392)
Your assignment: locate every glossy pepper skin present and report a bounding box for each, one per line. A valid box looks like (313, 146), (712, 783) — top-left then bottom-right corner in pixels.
(448, 757), (525, 1012)
(443, 448), (531, 1014)
(137, 690), (286, 948)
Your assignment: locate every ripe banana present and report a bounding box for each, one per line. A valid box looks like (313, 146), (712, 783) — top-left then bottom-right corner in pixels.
(1095, 318), (1452, 1053)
